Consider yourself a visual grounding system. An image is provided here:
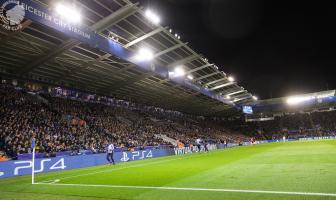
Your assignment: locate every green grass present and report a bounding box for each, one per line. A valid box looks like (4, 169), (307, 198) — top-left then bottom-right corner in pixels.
(1, 140), (336, 200)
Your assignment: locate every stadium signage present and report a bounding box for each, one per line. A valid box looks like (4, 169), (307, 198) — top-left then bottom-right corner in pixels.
(120, 150), (153, 162)
(21, 2), (91, 39)
(299, 136), (336, 141)
(0, 149), (173, 179)
(174, 144), (218, 155)
(0, 0), (92, 38)
(14, 158), (66, 175)
(0, 0), (25, 31)
(0, 157), (66, 179)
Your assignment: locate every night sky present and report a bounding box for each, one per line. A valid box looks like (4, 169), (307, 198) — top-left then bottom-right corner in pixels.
(138, 0), (336, 99)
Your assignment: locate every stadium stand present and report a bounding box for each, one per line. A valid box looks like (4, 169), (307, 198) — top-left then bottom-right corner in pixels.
(2, 79), (336, 158)
(2, 80), (335, 161)
(226, 111), (336, 140)
(0, 83), (248, 160)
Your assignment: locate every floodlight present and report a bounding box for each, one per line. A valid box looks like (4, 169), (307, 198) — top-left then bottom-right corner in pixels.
(286, 96), (312, 105)
(187, 74), (193, 80)
(135, 48), (154, 61)
(175, 33), (178, 37)
(287, 92), (334, 105)
(55, 4), (81, 23)
(227, 76), (235, 82)
(226, 95), (231, 99)
(252, 96), (258, 100)
(145, 9), (160, 25)
(174, 67), (185, 77)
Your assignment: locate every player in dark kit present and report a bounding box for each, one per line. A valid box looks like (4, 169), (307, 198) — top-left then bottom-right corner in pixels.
(204, 140), (209, 152)
(106, 142), (115, 165)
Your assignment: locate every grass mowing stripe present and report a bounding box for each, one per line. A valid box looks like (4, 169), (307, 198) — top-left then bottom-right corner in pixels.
(36, 182), (336, 197)
(36, 146), (257, 183)
(40, 153), (202, 182)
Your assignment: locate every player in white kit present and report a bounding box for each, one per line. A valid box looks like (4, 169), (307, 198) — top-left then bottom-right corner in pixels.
(196, 138), (201, 152)
(107, 142), (115, 165)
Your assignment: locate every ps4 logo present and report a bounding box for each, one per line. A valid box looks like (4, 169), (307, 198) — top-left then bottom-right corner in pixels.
(13, 158), (66, 175)
(120, 150), (153, 162)
(120, 152), (130, 162)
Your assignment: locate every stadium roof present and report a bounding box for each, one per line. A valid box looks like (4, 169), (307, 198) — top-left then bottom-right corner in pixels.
(0, 0), (256, 116)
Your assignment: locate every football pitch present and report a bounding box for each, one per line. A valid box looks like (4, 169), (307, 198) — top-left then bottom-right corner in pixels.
(1, 140), (336, 200)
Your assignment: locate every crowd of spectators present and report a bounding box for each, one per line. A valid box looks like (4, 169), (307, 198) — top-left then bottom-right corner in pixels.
(227, 111), (336, 140)
(0, 83), (247, 160)
(5, 80), (335, 162)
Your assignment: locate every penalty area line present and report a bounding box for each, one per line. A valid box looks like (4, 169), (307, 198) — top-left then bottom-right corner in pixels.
(35, 182), (336, 197)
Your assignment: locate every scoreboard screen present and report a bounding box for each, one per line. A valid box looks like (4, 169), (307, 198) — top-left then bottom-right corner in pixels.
(242, 106), (253, 114)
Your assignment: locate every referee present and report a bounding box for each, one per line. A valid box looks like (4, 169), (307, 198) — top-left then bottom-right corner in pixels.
(106, 142), (115, 165)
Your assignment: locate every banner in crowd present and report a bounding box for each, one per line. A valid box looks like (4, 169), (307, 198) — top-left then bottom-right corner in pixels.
(0, 148), (174, 179)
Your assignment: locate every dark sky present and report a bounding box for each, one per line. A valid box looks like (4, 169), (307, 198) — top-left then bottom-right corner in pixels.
(138, 0), (336, 99)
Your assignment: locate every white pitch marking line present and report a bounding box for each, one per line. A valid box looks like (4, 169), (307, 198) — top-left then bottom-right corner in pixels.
(35, 183), (336, 197)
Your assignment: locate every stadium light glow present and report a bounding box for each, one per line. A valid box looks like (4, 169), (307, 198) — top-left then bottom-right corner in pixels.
(135, 47), (154, 61)
(226, 95), (231, 99)
(187, 74), (193, 80)
(145, 9), (160, 25)
(55, 4), (81, 23)
(228, 76), (235, 82)
(168, 66), (186, 78)
(286, 91), (335, 105)
(287, 96), (312, 105)
(252, 96), (258, 101)
(174, 67), (185, 77)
